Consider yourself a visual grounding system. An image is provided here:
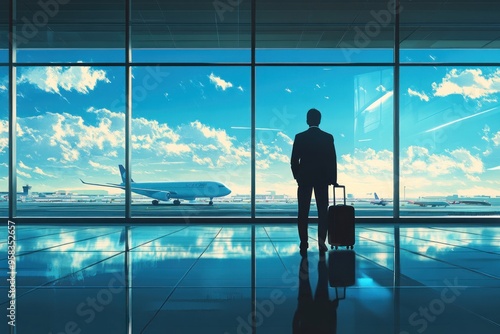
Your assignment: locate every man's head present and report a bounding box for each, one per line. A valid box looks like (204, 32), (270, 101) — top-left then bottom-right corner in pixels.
(307, 108), (321, 126)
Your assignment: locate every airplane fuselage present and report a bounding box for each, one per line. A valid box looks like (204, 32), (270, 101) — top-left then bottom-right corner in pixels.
(129, 181), (231, 203)
(411, 201), (449, 207)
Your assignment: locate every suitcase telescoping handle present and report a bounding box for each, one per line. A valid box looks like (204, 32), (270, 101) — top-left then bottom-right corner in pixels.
(333, 184), (346, 206)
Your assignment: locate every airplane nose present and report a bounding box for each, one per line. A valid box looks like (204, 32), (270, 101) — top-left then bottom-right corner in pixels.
(224, 186), (231, 196)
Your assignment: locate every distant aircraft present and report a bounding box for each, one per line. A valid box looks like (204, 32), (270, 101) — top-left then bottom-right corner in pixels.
(450, 200), (491, 206)
(408, 200), (449, 207)
(370, 192), (389, 206)
(81, 165), (231, 206)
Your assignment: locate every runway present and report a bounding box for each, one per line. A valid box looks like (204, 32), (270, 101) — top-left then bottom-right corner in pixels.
(2, 201), (500, 218)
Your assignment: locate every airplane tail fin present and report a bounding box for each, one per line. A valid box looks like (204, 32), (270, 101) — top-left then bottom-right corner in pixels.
(119, 164), (134, 184)
(374, 192), (379, 200)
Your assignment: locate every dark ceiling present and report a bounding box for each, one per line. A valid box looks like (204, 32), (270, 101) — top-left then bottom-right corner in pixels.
(1, 0), (499, 49)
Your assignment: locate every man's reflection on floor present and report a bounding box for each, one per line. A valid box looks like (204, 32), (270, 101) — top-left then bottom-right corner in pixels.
(293, 256), (338, 334)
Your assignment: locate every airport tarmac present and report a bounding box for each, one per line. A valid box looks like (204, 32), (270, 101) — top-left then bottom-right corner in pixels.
(2, 201), (500, 218)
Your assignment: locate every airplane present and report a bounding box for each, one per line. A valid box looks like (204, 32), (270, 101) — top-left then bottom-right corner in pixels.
(370, 192), (389, 206)
(407, 200), (449, 207)
(80, 165), (231, 206)
(450, 200), (491, 206)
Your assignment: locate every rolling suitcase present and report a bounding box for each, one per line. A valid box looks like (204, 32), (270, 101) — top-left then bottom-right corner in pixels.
(328, 185), (355, 249)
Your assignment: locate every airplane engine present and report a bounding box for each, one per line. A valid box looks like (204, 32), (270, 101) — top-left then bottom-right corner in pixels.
(152, 191), (170, 201)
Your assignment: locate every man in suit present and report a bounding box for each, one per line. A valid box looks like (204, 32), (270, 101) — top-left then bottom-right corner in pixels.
(291, 108), (337, 255)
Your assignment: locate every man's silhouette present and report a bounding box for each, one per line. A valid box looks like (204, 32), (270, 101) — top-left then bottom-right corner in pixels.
(291, 108), (337, 255)
(293, 256), (338, 333)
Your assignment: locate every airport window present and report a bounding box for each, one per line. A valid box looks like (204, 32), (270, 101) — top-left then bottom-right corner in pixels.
(15, 66), (126, 217)
(256, 66), (394, 217)
(130, 66), (251, 217)
(399, 66), (500, 216)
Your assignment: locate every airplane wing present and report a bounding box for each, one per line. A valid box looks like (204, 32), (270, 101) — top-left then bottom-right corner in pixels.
(80, 179), (177, 196)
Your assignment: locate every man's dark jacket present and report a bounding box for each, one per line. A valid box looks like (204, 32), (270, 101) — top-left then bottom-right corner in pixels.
(291, 127), (337, 186)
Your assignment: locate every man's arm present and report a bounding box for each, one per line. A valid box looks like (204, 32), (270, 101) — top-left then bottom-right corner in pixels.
(290, 135), (300, 181)
(329, 135), (338, 185)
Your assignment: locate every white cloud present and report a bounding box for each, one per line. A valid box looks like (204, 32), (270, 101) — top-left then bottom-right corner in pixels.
(18, 170), (31, 179)
(338, 148), (393, 175)
(0, 120), (8, 153)
(400, 146), (484, 178)
(33, 167), (56, 178)
(208, 73), (233, 91)
(432, 68), (500, 100)
(192, 155), (214, 167)
(88, 161), (116, 174)
(18, 161), (31, 170)
(190, 120), (234, 154)
(448, 148), (484, 174)
(493, 131), (500, 146)
(19, 66), (110, 95)
(408, 88), (430, 102)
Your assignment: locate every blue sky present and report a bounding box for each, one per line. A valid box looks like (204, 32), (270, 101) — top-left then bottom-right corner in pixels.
(0, 53), (500, 200)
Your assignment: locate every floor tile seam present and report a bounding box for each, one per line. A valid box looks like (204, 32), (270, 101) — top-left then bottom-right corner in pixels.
(442, 299), (500, 328)
(427, 226), (491, 236)
(398, 235), (500, 256)
(399, 247), (500, 281)
(138, 226), (225, 333)
(356, 234), (500, 281)
(13, 229), (125, 258)
(128, 226), (190, 251)
(0, 226), (98, 246)
(262, 226), (289, 273)
(360, 226), (500, 256)
(0, 251), (126, 307)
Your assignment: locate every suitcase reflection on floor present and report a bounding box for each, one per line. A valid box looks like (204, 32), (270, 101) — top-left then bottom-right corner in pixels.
(329, 249), (356, 300)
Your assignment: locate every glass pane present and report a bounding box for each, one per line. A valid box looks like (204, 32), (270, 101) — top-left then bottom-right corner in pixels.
(0, 67), (7, 216)
(15, 0), (125, 63)
(400, 66), (500, 216)
(400, 0), (500, 63)
(16, 65), (125, 217)
(256, 66), (394, 217)
(0, 7), (7, 62)
(131, 66), (250, 217)
(256, 0), (395, 63)
(131, 0), (251, 63)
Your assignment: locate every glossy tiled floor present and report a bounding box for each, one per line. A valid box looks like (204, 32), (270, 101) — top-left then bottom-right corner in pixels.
(1, 224), (500, 333)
